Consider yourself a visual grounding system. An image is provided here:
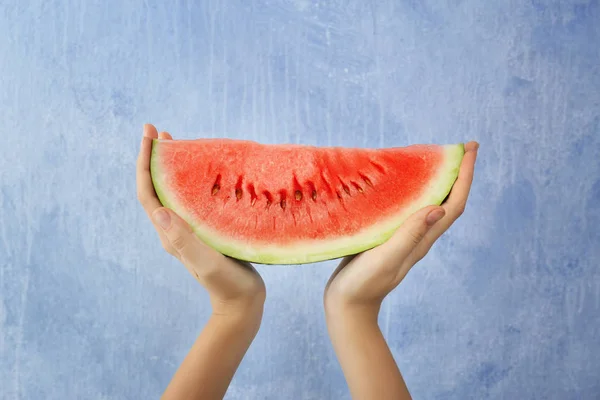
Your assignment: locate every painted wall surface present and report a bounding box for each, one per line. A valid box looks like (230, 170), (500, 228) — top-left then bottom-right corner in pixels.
(1, 1), (599, 399)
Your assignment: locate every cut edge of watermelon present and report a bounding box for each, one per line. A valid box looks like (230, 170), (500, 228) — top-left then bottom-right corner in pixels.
(151, 142), (465, 265)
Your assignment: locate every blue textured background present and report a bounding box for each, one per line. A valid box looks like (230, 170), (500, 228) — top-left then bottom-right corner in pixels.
(1, 1), (599, 399)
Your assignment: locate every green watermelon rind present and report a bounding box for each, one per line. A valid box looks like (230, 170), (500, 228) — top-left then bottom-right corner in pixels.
(150, 141), (465, 265)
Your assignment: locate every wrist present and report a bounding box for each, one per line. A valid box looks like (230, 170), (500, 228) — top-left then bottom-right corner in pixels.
(210, 302), (264, 335)
(324, 298), (381, 326)
(211, 294), (264, 317)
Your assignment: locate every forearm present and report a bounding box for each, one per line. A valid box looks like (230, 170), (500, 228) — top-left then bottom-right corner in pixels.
(162, 309), (263, 400)
(326, 304), (411, 400)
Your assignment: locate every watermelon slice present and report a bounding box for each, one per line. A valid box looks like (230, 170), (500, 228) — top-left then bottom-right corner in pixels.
(150, 139), (464, 264)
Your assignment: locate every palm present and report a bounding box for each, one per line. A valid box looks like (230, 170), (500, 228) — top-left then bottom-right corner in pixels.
(325, 252), (385, 304)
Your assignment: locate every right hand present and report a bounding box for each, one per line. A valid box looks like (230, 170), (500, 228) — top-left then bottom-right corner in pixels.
(136, 124), (266, 318)
(324, 142), (478, 314)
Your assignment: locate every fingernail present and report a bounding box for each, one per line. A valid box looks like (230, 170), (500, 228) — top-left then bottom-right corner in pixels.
(143, 124), (152, 137)
(153, 209), (171, 229)
(473, 142), (479, 151)
(426, 209), (445, 226)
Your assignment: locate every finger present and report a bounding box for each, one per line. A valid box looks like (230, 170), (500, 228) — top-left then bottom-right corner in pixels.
(372, 205), (446, 269)
(137, 126), (174, 252)
(152, 220), (177, 256)
(136, 124), (162, 213)
(441, 141), (478, 219)
(405, 142), (479, 265)
(159, 131), (173, 140)
(423, 141), (478, 237)
(152, 207), (222, 270)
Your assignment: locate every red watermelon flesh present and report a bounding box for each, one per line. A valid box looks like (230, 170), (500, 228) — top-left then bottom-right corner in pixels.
(150, 139), (464, 264)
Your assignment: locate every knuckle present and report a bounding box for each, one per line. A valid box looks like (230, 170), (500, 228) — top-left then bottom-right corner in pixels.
(411, 250), (428, 265)
(169, 234), (188, 252)
(454, 203), (466, 217)
(161, 241), (176, 256)
(164, 245), (176, 257)
(409, 228), (425, 245)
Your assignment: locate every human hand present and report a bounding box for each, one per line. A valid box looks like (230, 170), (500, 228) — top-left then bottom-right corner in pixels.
(136, 124), (266, 318)
(324, 141), (479, 315)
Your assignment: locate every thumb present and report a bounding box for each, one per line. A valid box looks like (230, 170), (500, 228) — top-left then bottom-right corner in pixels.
(152, 207), (200, 260)
(379, 205), (446, 261)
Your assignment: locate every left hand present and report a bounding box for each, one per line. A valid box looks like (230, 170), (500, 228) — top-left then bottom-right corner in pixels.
(136, 124), (266, 318)
(324, 141), (478, 313)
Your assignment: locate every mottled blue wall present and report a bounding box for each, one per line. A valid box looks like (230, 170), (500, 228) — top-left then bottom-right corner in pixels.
(1, 1), (599, 399)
